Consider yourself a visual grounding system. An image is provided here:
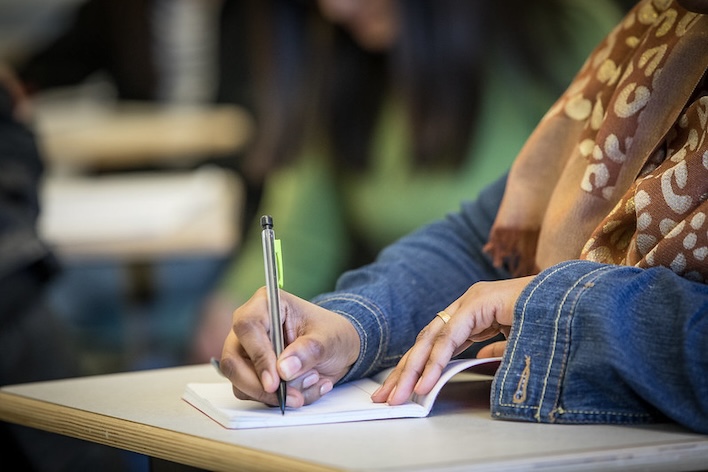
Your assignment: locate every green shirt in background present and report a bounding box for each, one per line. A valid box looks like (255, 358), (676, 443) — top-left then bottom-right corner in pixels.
(218, 0), (625, 304)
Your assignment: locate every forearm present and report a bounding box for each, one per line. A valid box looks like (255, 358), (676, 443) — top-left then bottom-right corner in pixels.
(492, 260), (708, 433)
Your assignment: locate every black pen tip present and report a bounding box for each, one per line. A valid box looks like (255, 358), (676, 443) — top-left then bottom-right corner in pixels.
(278, 382), (286, 415)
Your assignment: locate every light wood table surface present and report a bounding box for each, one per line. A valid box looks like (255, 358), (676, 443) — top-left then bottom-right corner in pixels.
(1, 364), (707, 471)
(33, 100), (254, 171)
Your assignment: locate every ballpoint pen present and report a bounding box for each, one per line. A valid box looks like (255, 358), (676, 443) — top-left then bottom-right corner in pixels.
(261, 214), (286, 414)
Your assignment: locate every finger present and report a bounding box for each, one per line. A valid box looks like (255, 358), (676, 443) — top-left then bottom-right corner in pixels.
(235, 323), (281, 393)
(299, 378), (334, 405)
(221, 339), (279, 406)
(278, 297), (361, 384)
(387, 321), (442, 405)
(231, 304), (282, 393)
(371, 353), (408, 403)
(277, 334), (327, 381)
(279, 369), (335, 407)
(231, 382), (277, 406)
(501, 326), (511, 338)
(413, 315), (467, 395)
(468, 324), (503, 343)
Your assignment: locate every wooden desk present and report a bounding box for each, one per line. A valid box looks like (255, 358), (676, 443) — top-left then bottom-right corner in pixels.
(1, 365), (707, 471)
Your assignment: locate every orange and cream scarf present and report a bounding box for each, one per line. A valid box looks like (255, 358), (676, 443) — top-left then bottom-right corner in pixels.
(485, 0), (708, 284)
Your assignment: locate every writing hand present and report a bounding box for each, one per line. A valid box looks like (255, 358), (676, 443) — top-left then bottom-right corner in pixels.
(372, 276), (533, 405)
(220, 287), (360, 408)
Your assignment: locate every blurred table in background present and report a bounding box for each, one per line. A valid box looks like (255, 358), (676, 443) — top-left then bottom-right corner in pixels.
(31, 93), (254, 258)
(28, 94), (255, 374)
(38, 166), (243, 260)
(33, 99), (254, 172)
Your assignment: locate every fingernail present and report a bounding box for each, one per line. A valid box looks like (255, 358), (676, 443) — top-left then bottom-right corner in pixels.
(279, 356), (301, 379)
(386, 386), (397, 403)
(414, 377), (422, 391)
(302, 372), (319, 389)
(320, 381), (333, 396)
(261, 370), (273, 387)
(372, 386), (382, 397)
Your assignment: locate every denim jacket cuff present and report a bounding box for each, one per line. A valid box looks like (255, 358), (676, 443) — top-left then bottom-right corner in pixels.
(490, 260), (647, 424)
(313, 292), (389, 384)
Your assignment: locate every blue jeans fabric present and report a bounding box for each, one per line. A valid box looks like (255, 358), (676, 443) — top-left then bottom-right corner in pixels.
(312, 174), (708, 433)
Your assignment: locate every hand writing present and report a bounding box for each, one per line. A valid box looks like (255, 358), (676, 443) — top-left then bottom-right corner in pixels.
(220, 287), (360, 408)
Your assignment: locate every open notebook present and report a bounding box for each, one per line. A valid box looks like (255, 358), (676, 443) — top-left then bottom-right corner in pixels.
(182, 357), (501, 429)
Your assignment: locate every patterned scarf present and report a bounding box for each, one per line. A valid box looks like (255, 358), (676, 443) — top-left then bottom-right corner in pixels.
(484, 0), (708, 284)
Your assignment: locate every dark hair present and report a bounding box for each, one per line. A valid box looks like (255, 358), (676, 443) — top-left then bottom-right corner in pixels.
(244, 0), (589, 180)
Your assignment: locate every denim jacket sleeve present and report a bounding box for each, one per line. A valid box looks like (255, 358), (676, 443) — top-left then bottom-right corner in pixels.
(312, 173), (708, 433)
(312, 176), (510, 382)
(492, 260), (708, 433)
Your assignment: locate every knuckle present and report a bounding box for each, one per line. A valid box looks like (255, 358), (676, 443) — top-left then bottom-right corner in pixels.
(231, 386), (250, 401)
(301, 387), (321, 406)
(219, 357), (233, 376)
(249, 348), (274, 367)
(426, 357), (447, 373)
(303, 337), (326, 360)
(253, 389), (274, 406)
(232, 315), (257, 335)
(416, 325), (435, 342)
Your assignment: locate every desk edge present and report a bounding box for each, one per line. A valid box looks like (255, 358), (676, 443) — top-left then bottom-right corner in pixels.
(0, 391), (336, 472)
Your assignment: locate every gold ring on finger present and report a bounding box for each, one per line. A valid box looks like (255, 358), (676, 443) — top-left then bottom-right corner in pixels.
(436, 310), (451, 324)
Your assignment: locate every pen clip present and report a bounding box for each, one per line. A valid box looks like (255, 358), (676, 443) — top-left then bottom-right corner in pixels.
(275, 239), (283, 288)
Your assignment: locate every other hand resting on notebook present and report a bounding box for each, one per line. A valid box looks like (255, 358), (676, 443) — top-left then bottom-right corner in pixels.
(371, 276), (530, 406)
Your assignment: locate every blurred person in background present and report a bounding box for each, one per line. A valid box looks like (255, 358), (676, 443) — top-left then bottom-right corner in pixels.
(190, 0), (629, 361)
(7, 0), (260, 373)
(0, 68), (129, 472)
(11, 0), (258, 210)
(13, 0), (252, 107)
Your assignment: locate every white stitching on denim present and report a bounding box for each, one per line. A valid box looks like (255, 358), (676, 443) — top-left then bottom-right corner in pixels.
(495, 409), (654, 421)
(545, 265), (612, 421)
(535, 265), (610, 421)
(498, 261), (612, 416)
(496, 263), (655, 421)
(498, 261), (587, 408)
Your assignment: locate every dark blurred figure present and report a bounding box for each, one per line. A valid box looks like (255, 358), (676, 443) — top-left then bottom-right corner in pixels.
(8, 0), (260, 374)
(0, 71), (129, 471)
(12, 0), (259, 217)
(15, 0), (252, 107)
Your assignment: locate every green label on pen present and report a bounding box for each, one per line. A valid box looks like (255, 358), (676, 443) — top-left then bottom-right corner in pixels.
(275, 239), (283, 288)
